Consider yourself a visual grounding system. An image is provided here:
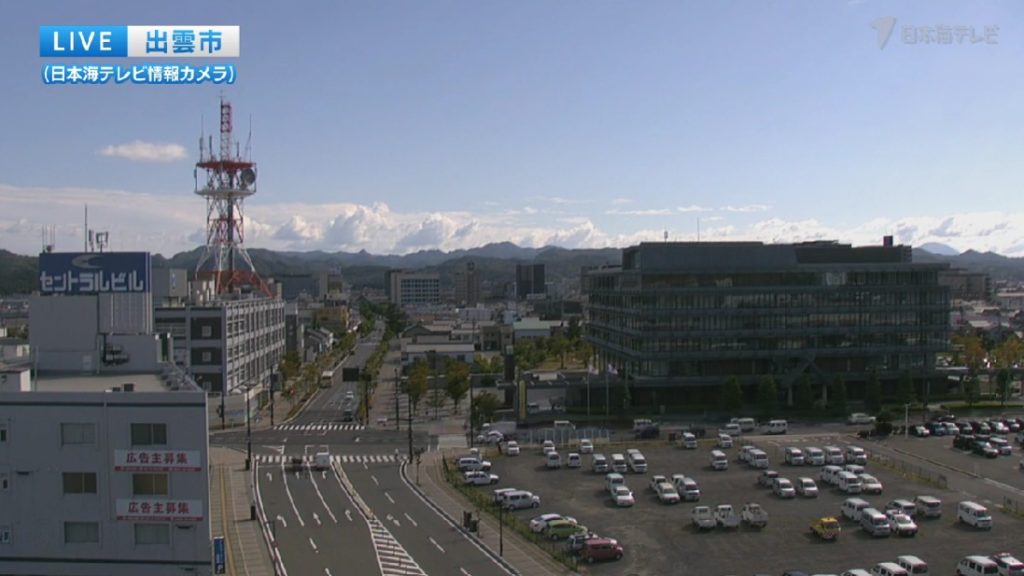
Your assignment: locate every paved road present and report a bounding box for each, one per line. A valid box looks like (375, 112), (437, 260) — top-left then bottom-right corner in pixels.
(344, 458), (511, 576)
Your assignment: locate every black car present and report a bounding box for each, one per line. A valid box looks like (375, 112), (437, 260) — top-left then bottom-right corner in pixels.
(953, 434), (976, 450)
(972, 441), (999, 458)
(635, 425), (660, 439)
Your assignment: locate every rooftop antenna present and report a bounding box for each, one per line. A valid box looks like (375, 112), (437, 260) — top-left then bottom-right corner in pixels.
(663, 230), (668, 242)
(697, 217), (701, 242)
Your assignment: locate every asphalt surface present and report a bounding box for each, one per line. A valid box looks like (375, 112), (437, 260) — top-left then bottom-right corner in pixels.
(252, 325), (512, 576)
(483, 430), (1024, 575)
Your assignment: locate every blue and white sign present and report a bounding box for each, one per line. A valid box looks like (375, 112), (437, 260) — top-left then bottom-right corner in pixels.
(40, 26), (240, 58)
(39, 252), (151, 295)
(213, 536), (226, 574)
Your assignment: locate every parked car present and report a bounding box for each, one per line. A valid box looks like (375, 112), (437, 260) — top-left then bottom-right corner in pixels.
(579, 538), (623, 563)
(566, 453), (582, 468)
(463, 470), (499, 485)
(578, 438), (594, 454)
(566, 531), (602, 554)
(719, 422), (742, 436)
(529, 513), (569, 532)
(610, 485), (635, 507)
(858, 473), (883, 494)
(954, 434), (977, 450)
(591, 453), (608, 473)
(654, 482), (680, 504)
(649, 474), (668, 491)
(477, 430), (505, 444)
(990, 552), (1024, 576)
(740, 502), (768, 528)
(886, 498), (917, 518)
(958, 555), (999, 576)
(717, 433), (733, 448)
(714, 504), (739, 528)
(910, 425), (930, 437)
(914, 495), (943, 518)
(758, 469), (780, 488)
(989, 437), (1012, 455)
(973, 441), (999, 459)
(848, 412), (876, 425)
(784, 447), (805, 465)
(544, 519), (587, 540)
(810, 516), (841, 540)
(541, 440), (556, 455)
(678, 432), (698, 449)
(677, 477), (701, 501)
(795, 477), (818, 497)
(505, 441), (520, 456)
(691, 505), (715, 530)
(772, 477), (796, 498)
(803, 447), (826, 466)
(885, 510), (918, 536)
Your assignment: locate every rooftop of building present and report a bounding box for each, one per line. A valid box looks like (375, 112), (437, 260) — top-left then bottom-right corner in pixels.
(402, 342), (475, 353)
(34, 372), (169, 393)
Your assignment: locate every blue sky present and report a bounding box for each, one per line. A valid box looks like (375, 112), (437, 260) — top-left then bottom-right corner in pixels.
(1, 1), (1023, 256)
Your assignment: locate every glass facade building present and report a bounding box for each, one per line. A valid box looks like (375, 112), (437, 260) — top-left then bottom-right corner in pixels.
(584, 241), (950, 403)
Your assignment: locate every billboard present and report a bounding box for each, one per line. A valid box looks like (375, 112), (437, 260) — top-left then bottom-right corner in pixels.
(39, 252), (150, 295)
(113, 449), (202, 472)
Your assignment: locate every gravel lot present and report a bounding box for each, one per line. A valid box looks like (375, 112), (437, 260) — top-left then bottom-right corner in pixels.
(467, 433), (1024, 575)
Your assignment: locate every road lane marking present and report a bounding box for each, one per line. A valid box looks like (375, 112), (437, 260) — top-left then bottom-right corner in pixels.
(460, 569), (473, 576)
(309, 465), (339, 524)
(403, 513), (417, 527)
(325, 570), (332, 576)
(280, 462), (306, 527)
(371, 475), (379, 486)
(266, 472), (272, 483)
(345, 509), (353, 522)
(309, 537), (318, 552)
(386, 513), (401, 528)
(429, 536), (445, 554)
(384, 491), (395, 504)
(276, 514), (288, 529)
(313, 512), (322, 526)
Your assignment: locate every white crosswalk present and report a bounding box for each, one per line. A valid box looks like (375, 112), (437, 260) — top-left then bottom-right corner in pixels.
(253, 453), (399, 465)
(274, 423), (365, 432)
(369, 518), (428, 576)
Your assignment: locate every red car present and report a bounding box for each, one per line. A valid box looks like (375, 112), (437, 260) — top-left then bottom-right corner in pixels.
(580, 538), (623, 563)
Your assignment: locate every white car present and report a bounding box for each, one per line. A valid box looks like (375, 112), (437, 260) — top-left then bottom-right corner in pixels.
(476, 430), (504, 444)
(858, 473), (883, 494)
(885, 510), (918, 536)
(578, 438), (594, 454)
(611, 485), (635, 507)
(541, 440), (555, 455)
(784, 447), (804, 465)
(803, 447), (826, 466)
(655, 482), (680, 504)
(717, 433), (733, 448)
(463, 471), (499, 486)
(505, 441), (520, 456)
(691, 506), (715, 529)
(649, 474), (669, 491)
(772, 477), (795, 499)
(795, 477), (818, 497)
(991, 552), (1024, 576)
(529, 513), (564, 533)
(847, 412), (876, 425)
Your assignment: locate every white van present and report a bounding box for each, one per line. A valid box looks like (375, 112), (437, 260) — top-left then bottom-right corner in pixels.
(957, 556), (999, 576)
(895, 555), (928, 576)
(957, 501), (992, 529)
(803, 446), (825, 466)
(709, 450), (729, 471)
(731, 417), (756, 433)
(748, 449), (769, 469)
(502, 490), (540, 510)
(314, 451), (332, 470)
(841, 497), (871, 521)
(837, 471), (863, 494)
(604, 472), (625, 494)
(845, 445), (867, 465)
(871, 562), (908, 576)
(546, 451), (562, 469)
(592, 454), (609, 473)
(610, 453), (628, 473)
(860, 507), (891, 537)
(824, 445), (845, 465)
(764, 419), (788, 435)
(820, 464), (843, 486)
(553, 420), (575, 431)
(914, 495), (942, 518)
(627, 451), (648, 473)
(784, 447), (804, 465)
(679, 432), (697, 449)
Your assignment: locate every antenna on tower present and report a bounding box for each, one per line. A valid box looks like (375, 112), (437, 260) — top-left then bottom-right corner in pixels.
(664, 230), (668, 242)
(697, 217), (701, 242)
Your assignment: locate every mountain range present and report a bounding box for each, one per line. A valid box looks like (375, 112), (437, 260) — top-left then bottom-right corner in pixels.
(2, 243), (1023, 296)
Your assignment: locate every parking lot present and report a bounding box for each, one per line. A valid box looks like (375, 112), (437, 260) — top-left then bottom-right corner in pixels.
(464, 431), (1024, 575)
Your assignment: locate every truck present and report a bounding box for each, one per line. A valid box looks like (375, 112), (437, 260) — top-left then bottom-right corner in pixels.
(740, 503), (768, 528)
(810, 516), (841, 541)
(714, 504), (740, 529)
(314, 450), (331, 471)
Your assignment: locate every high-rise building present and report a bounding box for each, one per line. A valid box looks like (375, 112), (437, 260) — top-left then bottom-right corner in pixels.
(454, 261), (481, 307)
(584, 239), (950, 405)
(386, 270), (441, 306)
(515, 263), (545, 300)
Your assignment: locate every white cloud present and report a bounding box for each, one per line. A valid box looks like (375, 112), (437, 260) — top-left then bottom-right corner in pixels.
(606, 208), (674, 216)
(99, 141), (188, 162)
(611, 198), (633, 205)
(722, 204), (770, 213)
(2, 183), (1024, 258)
(677, 205), (713, 212)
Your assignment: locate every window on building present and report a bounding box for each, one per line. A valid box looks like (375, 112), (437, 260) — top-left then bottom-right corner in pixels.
(62, 472), (97, 494)
(202, 351), (212, 363)
(0, 472), (8, 491)
(0, 423), (7, 443)
(133, 523), (170, 545)
(60, 423), (96, 446)
(132, 473), (169, 496)
(0, 526), (10, 544)
(201, 325), (212, 338)
(63, 521), (99, 544)
(130, 423), (167, 446)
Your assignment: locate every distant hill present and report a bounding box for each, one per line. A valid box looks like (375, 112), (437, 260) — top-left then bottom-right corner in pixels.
(0, 250), (36, 295)
(918, 242), (959, 256)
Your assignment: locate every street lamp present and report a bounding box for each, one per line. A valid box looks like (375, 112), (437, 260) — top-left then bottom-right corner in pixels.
(394, 367), (400, 431)
(245, 383), (254, 471)
(903, 403), (910, 440)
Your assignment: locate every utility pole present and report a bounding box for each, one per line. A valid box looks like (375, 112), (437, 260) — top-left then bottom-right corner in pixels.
(407, 394), (413, 463)
(394, 368), (400, 431)
(245, 384), (252, 470)
(270, 370), (277, 427)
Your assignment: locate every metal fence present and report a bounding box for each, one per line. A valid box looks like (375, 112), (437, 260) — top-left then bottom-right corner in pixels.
(1002, 497), (1024, 519)
(867, 452), (948, 490)
(515, 426), (612, 447)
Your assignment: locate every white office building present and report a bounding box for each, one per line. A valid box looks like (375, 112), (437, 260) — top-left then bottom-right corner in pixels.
(0, 366), (211, 575)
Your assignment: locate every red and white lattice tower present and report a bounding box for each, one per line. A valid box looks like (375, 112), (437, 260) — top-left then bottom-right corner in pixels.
(193, 97), (271, 297)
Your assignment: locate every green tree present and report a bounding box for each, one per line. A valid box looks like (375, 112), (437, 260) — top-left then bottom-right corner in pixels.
(279, 351), (301, 381)
(406, 359), (430, 416)
(827, 375), (848, 417)
(549, 335), (570, 369)
(426, 387), (447, 419)
(757, 376), (778, 419)
(445, 359), (471, 414)
(964, 375), (980, 407)
(864, 369), (882, 413)
(996, 368), (1012, 407)
(470, 391), (502, 430)
(795, 374), (814, 412)
(720, 376), (743, 413)
(896, 370), (916, 405)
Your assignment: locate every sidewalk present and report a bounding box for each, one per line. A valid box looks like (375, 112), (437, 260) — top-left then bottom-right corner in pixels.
(210, 447), (276, 576)
(414, 450), (577, 576)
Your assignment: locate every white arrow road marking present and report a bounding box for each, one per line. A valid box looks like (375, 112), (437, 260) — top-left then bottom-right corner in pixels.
(313, 512), (322, 526)
(325, 569), (332, 576)
(276, 514), (288, 529)
(345, 509), (353, 522)
(309, 464), (339, 524)
(266, 471), (273, 483)
(429, 536), (445, 554)
(384, 492), (395, 504)
(363, 461), (368, 470)
(281, 463), (305, 527)
(460, 569), (473, 576)
(386, 513), (401, 528)
(404, 513), (418, 527)
(371, 475), (379, 486)
(322, 470), (328, 480)
(309, 537), (318, 552)
(269, 445), (285, 454)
